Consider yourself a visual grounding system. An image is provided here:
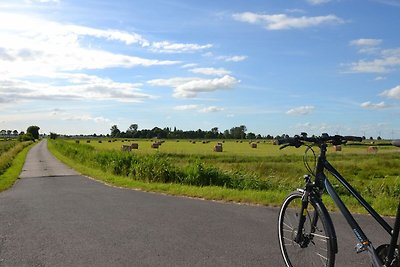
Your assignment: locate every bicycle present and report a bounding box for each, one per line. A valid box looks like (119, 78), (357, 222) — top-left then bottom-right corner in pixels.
(276, 133), (399, 267)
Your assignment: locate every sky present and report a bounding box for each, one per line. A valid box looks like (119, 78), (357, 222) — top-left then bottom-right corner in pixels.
(0, 0), (400, 138)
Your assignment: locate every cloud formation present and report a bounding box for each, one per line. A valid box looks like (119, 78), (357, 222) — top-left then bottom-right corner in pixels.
(286, 105), (315, 115)
(307, 0), (331, 5)
(173, 105), (224, 113)
(189, 67), (231, 76)
(347, 48), (400, 73)
(233, 12), (344, 30)
(0, 74), (155, 103)
(360, 101), (388, 109)
(381, 85), (400, 99)
(149, 75), (239, 98)
(218, 55), (248, 62)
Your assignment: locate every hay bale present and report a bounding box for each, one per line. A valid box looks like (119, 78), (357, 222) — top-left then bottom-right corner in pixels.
(368, 146), (378, 153)
(214, 144), (223, 152)
(121, 144), (132, 151)
(130, 143), (139, 149)
(75, 140), (80, 144)
(333, 145), (341, 152)
(392, 139), (400, 147)
(86, 140), (90, 143)
(251, 143), (257, 148)
(151, 143), (159, 149)
(108, 140), (112, 143)
(98, 140), (102, 143)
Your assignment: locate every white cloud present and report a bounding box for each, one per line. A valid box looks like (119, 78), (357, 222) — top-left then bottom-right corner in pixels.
(149, 75), (240, 98)
(181, 63), (198, 69)
(286, 106), (315, 115)
(25, 0), (60, 3)
(307, 0), (331, 5)
(374, 76), (386, 81)
(233, 12), (344, 30)
(0, 13), (180, 79)
(360, 101), (388, 109)
(0, 74), (156, 103)
(150, 41), (212, 53)
(381, 85), (400, 99)
(350, 38), (383, 47)
(173, 105), (199, 111)
(199, 106), (224, 113)
(174, 75), (239, 98)
(347, 49), (400, 73)
(173, 105), (224, 113)
(189, 67), (231, 76)
(218, 55), (248, 62)
(350, 38), (382, 54)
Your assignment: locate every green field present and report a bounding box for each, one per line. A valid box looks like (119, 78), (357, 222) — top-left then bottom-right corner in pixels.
(69, 138), (398, 156)
(50, 138), (400, 215)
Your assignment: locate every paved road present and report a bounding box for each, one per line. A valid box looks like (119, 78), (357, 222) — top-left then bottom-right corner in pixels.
(0, 140), (394, 266)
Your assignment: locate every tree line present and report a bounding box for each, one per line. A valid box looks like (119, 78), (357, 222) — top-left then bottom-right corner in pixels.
(1, 126), (40, 141)
(109, 124), (276, 140)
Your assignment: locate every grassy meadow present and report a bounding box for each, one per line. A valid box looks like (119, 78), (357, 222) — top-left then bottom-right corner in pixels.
(49, 138), (400, 215)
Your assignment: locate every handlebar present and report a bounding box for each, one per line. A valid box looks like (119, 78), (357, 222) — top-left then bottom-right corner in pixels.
(276, 134), (362, 149)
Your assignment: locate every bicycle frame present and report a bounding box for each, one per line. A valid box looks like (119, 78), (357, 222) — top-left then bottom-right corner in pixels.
(312, 143), (400, 266)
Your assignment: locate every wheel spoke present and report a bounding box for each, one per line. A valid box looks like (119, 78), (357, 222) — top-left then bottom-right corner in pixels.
(278, 192), (334, 267)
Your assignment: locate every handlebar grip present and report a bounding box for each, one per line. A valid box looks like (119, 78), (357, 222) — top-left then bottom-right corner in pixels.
(276, 137), (303, 148)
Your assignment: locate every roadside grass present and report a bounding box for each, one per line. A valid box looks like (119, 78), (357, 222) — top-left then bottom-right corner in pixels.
(0, 142), (34, 192)
(49, 139), (399, 216)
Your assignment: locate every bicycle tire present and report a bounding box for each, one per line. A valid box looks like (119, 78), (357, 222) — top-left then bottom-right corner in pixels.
(278, 191), (336, 267)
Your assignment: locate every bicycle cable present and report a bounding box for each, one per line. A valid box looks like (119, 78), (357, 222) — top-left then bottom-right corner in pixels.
(303, 145), (316, 177)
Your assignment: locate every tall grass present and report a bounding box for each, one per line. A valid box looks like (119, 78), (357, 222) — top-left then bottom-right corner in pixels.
(0, 142), (34, 192)
(0, 141), (33, 176)
(51, 140), (270, 190)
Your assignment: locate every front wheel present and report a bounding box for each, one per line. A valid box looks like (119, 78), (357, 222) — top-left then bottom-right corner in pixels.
(278, 191), (336, 267)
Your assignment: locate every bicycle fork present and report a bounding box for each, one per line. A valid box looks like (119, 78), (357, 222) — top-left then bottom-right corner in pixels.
(295, 176), (316, 247)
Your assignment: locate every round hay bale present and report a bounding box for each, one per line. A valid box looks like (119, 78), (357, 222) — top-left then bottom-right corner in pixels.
(214, 145), (223, 152)
(333, 145), (341, 152)
(130, 143), (139, 149)
(367, 146), (378, 153)
(251, 143), (257, 148)
(392, 139), (400, 147)
(151, 143), (159, 149)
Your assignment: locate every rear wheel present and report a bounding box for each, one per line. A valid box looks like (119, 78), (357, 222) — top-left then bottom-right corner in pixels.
(278, 191), (335, 267)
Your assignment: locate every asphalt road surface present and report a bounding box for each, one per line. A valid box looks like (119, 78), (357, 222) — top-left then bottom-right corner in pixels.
(0, 140), (394, 266)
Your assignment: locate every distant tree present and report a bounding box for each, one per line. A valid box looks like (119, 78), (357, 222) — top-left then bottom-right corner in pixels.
(27, 126), (40, 139)
(0, 130), (6, 136)
(49, 132), (59, 139)
(247, 132), (256, 139)
(13, 130), (18, 136)
(377, 136), (382, 140)
(110, 125), (121, 138)
(18, 132), (35, 141)
(7, 130), (12, 136)
(128, 124), (138, 133)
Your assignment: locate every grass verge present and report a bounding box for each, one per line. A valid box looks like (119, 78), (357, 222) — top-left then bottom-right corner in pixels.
(0, 142), (34, 192)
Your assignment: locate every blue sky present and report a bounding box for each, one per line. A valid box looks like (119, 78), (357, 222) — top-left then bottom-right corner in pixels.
(0, 0), (399, 138)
